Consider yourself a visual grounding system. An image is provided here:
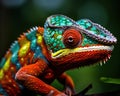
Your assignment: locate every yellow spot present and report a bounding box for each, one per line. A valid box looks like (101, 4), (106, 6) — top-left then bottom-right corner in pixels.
(3, 55), (11, 71)
(18, 40), (30, 57)
(37, 33), (42, 44)
(0, 69), (4, 79)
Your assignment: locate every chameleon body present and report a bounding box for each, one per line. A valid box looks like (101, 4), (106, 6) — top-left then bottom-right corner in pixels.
(0, 15), (117, 96)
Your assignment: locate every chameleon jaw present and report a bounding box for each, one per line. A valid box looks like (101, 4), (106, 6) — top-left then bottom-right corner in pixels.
(51, 45), (114, 59)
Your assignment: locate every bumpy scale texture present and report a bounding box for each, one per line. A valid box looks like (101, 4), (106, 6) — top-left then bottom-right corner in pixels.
(0, 15), (117, 96)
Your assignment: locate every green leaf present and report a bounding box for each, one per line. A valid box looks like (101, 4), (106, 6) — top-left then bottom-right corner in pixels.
(100, 77), (120, 84)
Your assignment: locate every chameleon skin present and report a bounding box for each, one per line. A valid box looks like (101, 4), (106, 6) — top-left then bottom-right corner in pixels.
(0, 15), (117, 96)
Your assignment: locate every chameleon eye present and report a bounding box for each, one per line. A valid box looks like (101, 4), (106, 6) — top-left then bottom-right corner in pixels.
(63, 28), (82, 48)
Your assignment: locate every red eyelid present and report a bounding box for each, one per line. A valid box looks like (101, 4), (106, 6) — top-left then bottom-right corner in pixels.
(63, 28), (83, 48)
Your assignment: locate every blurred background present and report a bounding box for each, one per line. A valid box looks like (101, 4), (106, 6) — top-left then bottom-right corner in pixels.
(0, 0), (120, 94)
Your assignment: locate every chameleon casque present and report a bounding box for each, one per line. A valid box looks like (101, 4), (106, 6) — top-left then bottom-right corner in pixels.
(0, 15), (117, 96)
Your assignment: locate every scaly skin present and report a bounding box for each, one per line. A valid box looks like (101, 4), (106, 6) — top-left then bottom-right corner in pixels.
(0, 15), (117, 96)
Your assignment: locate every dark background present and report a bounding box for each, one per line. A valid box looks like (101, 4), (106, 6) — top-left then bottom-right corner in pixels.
(0, 0), (120, 94)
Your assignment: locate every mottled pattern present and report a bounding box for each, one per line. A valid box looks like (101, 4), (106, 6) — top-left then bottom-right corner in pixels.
(44, 27), (65, 52)
(0, 15), (117, 96)
(48, 15), (74, 27)
(44, 15), (117, 52)
(0, 27), (47, 95)
(77, 19), (117, 44)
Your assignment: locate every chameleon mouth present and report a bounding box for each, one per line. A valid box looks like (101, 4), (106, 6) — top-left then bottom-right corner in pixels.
(51, 45), (114, 59)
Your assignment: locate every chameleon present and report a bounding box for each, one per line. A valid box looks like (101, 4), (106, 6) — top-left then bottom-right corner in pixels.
(0, 15), (117, 96)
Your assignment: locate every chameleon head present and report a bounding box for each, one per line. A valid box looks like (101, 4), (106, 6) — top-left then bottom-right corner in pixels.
(44, 15), (117, 69)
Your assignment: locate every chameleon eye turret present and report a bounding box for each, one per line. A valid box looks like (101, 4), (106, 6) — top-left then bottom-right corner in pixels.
(63, 28), (82, 48)
(44, 15), (76, 52)
(44, 15), (117, 67)
(44, 15), (117, 54)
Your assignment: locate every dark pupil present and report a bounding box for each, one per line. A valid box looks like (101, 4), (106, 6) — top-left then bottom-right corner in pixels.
(68, 36), (73, 42)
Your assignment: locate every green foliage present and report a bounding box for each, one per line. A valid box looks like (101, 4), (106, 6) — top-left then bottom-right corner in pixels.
(101, 77), (120, 84)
